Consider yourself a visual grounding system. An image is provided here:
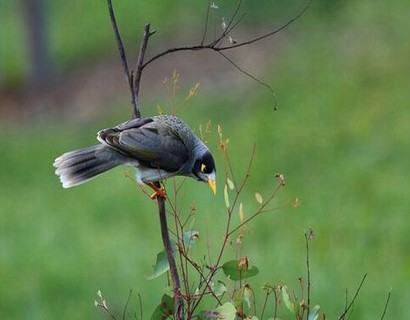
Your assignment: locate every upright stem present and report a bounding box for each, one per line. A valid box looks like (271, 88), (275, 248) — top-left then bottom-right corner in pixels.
(156, 183), (184, 320)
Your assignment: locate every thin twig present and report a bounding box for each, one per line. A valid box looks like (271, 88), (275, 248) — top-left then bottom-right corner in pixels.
(228, 177), (285, 236)
(304, 232), (311, 320)
(216, 51), (276, 107)
(179, 249), (223, 306)
(137, 292), (143, 320)
(380, 289), (392, 320)
(338, 274), (368, 320)
(273, 288), (279, 320)
(123, 290), (133, 320)
(260, 291), (270, 320)
(211, 0), (243, 47)
(201, 0), (211, 45)
(225, 0), (243, 35)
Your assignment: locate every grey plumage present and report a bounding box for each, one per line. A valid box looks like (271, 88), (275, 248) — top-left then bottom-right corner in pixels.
(53, 115), (216, 193)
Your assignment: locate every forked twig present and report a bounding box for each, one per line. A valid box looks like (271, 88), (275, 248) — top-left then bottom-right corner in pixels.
(338, 274), (368, 320)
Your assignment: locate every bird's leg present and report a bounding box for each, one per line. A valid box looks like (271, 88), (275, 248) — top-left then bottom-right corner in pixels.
(146, 182), (167, 200)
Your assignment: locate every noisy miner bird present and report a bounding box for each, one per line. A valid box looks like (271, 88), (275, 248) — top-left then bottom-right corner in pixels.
(53, 115), (216, 197)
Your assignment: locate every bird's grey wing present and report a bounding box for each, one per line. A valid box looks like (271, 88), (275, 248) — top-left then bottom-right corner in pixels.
(98, 118), (189, 172)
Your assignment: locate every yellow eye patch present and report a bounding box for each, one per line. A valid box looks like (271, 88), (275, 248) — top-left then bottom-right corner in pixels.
(201, 163), (206, 172)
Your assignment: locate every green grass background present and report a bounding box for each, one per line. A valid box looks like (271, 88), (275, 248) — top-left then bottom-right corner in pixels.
(1, 0), (409, 319)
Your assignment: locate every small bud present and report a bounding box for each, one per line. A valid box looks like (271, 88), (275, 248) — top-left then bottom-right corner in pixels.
(238, 257), (249, 270)
(221, 17), (227, 30)
(308, 228), (315, 240)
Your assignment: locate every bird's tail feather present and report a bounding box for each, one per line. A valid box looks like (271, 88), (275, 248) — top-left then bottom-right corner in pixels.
(53, 145), (120, 188)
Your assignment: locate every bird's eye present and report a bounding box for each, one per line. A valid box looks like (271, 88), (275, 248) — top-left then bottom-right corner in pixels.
(200, 163), (207, 173)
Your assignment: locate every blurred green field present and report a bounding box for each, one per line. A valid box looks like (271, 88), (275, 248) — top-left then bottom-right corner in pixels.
(1, 1), (409, 319)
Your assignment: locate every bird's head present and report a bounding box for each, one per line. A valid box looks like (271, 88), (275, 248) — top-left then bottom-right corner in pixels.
(192, 150), (217, 194)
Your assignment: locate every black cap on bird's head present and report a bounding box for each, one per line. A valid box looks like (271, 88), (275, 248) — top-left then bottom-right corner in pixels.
(192, 150), (217, 194)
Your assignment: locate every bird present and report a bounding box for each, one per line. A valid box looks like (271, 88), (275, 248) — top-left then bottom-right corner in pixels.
(53, 115), (216, 198)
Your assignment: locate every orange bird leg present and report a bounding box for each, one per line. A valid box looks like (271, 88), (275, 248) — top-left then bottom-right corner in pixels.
(146, 182), (167, 200)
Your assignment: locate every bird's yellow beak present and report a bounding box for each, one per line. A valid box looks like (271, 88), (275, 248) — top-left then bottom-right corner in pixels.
(208, 179), (217, 195)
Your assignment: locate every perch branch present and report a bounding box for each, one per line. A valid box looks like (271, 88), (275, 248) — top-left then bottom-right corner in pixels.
(156, 184), (184, 319)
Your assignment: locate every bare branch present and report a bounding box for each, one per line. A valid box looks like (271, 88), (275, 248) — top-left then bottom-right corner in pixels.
(133, 24), (156, 118)
(141, 1), (312, 106)
(143, 0), (313, 68)
(106, 0), (137, 116)
(156, 185), (184, 320)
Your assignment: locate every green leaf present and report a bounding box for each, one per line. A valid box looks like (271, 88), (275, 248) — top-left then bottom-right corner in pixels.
(308, 305), (320, 320)
(147, 230), (198, 280)
(147, 250), (169, 280)
(222, 260), (259, 281)
(281, 286), (295, 314)
(255, 192), (263, 204)
(243, 286), (255, 309)
(212, 280), (228, 297)
(201, 302), (236, 320)
(147, 239), (177, 280)
(232, 285), (255, 310)
(226, 177), (235, 190)
(150, 294), (175, 320)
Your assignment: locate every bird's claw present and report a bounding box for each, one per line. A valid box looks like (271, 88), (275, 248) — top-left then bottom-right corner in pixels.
(147, 182), (167, 200)
(149, 189), (167, 200)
